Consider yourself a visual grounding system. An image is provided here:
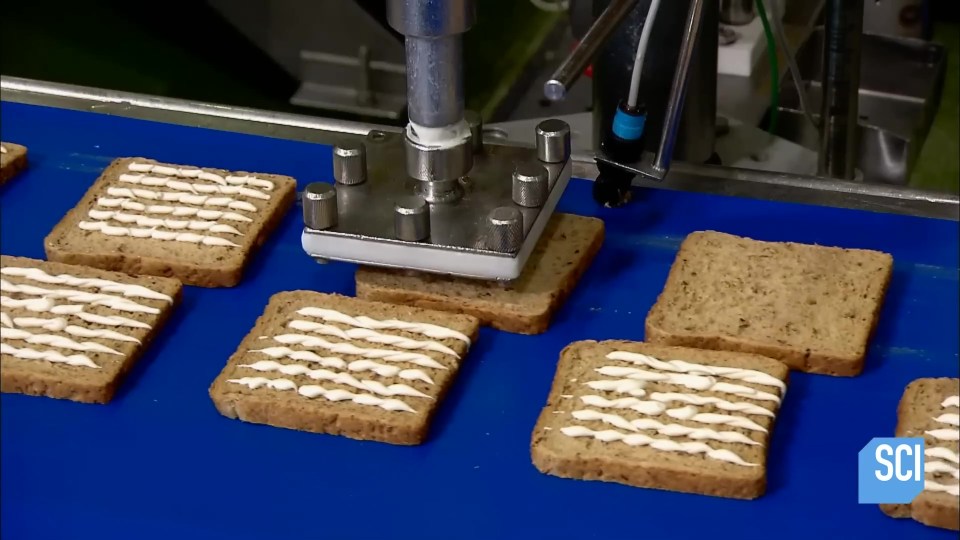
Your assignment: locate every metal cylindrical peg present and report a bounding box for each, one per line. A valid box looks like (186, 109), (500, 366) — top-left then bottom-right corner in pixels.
(303, 182), (338, 230)
(512, 162), (549, 208)
(536, 119), (571, 163)
(333, 141), (367, 185)
(485, 207), (523, 253)
(394, 195), (430, 242)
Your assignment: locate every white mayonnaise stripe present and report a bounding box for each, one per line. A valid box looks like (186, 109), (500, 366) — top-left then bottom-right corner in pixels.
(585, 379), (647, 397)
(287, 319), (459, 358)
(594, 366), (782, 403)
(248, 348), (434, 384)
(96, 198), (253, 222)
(0, 342), (99, 368)
(925, 480), (960, 497)
(927, 446), (960, 465)
(127, 162), (275, 191)
(295, 307), (471, 344)
(934, 413), (960, 427)
(86, 210), (243, 236)
(78, 221), (241, 248)
(560, 425), (757, 467)
(925, 460), (960, 479)
(105, 187), (259, 213)
(577, 394), (767, 433)
(0, 267), (172, 302)
(0, 296), (150, 329)
(649, 392), (775, 417)
(118, 173), (270, 200)
(8, 316), (139, 343)
(248, 346), (346, 369)
(665, 405), (767, 433)
(943, 395), (960, 408)
(571, 409), (761, 446)
(0, 280), (159, 314)
(606, 351), (786, 391)
(926, 428), (960, 441)
(2, 327), (123, 355)
(270, 334), (447, 370)
(587, 376), (780, 404)
(347, 360), (434, 384)
(581, 394), (669, 415)
(238, 360), (431, 398)
(226, 377), (415, 413)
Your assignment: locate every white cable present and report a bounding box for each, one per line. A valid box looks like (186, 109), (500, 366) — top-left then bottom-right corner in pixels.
(529, 0), (569, 12)
(765, 0), (819, 129)
(627, 0), (663, 109)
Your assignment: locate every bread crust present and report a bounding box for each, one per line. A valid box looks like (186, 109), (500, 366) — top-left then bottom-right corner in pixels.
(44, 157), (296, 288)
(0, 142), (28, 186)
(645, 231), (893, 376)
(209, 291), (480, 445)
(0, 255), (181, 403)
(530, 340), (789, 499)
(880, 377), (960, 531)
(356, 214), (604, 335)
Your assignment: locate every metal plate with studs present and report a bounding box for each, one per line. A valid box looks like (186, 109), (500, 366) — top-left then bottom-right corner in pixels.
(301, 125), (572, 281)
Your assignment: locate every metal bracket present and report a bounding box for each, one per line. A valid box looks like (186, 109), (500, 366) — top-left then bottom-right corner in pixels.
(301, 121), (573, 281)
(293, 48), (407, 119)
(596, 150), (666, 181)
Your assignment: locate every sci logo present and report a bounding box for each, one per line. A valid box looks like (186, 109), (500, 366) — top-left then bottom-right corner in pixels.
(858, 437), (925, 504)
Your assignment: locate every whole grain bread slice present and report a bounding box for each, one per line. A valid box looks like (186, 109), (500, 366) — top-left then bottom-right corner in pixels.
(355, 213), (604, 335)
(209, 291), (480, 445)
(879, 377), (960, 531)
(645, 231), (893, 376)
(531, 339), (789, 499)
(1, 255), (181, 403)
(0, 142), (28, 185)
(44, 157), (297, 287)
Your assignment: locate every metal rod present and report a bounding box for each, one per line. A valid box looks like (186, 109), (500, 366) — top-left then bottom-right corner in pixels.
(404, 35), (464, 127)
(4, 75), (956, 221)
(0, 76), (392, 137)
(650, 0), (707, 176)
(818, 0), (864, 180)
(387, 0), (475, 128)
(543, 0), (638, 101)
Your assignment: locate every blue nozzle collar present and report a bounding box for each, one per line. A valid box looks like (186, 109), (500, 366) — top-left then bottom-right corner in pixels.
(612, 107), (646, 141)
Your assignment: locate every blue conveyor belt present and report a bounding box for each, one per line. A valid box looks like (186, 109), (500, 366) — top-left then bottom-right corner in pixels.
(1, 101), (958, 540)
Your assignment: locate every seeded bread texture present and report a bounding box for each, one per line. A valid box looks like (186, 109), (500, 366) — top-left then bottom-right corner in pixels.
(0, 142), (28, 185)
(531, 340), (789, 499)
(355, 213), (604, 335)
(1, 255), (181, 403)
(44, 157), (297, 287)
(645, 231), (893, 376)
(879, 377), (960, 531)
(209, 291), (480, 445)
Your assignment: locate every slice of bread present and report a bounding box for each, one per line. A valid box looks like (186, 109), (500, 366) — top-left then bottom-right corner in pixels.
(880, 377), (960, 531)
(209, 291), (480, 445)
(355, 213), (604, 335)
(0, 142), (28, 185)
(1, 255), (181, 403)
(531, 339), (789, 499)
(645, 231), (893, 376)
(44, 157), (297, 287)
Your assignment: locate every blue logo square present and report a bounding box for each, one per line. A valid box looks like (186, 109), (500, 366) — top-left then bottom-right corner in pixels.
(858, 437), (925, 504)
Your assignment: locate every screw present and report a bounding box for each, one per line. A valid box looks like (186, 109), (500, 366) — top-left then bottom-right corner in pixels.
(512, 162), (549, 208)
(302, 182), (338, 230)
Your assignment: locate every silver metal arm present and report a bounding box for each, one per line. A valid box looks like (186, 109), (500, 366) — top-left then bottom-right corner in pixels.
(646, 0), (707, 179)
(543, 0), (639, 101)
